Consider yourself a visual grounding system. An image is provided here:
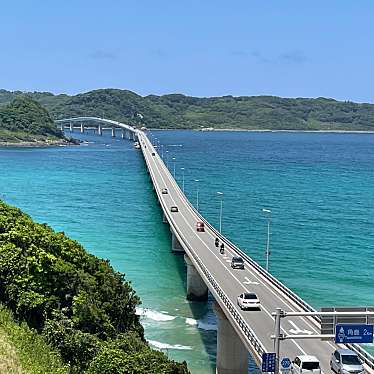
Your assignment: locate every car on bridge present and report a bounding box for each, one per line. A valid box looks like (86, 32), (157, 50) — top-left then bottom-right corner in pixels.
(170, 206), (179, 213)
(330, 349), (364, 374)
(152, 152), (155, 156)
(237, 292), (260, 310)
(162, 188), (168, 194)
(231, 257), (244, 269)
(196, 221), (205, 232)
(292, 355), (321, 374)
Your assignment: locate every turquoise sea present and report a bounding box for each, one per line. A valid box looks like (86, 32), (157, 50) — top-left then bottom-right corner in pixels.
(0, 130), (373, 373)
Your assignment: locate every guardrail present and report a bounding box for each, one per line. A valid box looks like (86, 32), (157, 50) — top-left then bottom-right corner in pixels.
(142, 133), (374, 370)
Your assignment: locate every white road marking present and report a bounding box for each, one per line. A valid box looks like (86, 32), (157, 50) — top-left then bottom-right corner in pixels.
(243, 277), (259, 285)
(289, 320), (313, 335)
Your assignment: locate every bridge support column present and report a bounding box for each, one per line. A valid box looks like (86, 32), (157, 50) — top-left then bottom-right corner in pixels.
(121, 129), (125, 139)
(69, 122), (73, 132)
(184, 254), (208, 301)
(111, 128), (116, 137)
(98, 124), (102, 136)
(171, 230), (184, 252)
(60, 123), (64, 131)
(80, 123), (84, 133)
(162, 213), (168, 224)
(214, 302), (248, 374)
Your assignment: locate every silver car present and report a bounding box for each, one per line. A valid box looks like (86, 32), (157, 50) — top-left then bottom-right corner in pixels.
(330, 349), (365, 374)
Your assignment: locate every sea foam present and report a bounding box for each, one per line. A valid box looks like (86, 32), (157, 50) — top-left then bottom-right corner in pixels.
(136, 307), (176, 322)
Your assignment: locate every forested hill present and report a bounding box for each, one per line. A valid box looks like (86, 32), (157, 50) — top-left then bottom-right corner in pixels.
(1, 88), (374, 131)
(0, 96), (64, 142)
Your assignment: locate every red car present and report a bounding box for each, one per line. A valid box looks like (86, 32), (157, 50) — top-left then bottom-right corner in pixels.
(196, 222), (205, 232)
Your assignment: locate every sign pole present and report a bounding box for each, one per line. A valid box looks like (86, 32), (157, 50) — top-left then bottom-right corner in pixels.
(274, 308), (282, 374)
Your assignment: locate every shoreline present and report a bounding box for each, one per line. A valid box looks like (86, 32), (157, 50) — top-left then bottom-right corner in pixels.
(149, 128), (374, 134)
(0, 138), (80, 148)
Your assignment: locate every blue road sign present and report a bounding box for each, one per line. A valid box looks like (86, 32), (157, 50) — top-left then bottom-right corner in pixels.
(262, 352), (276, 372)
(335, 324), (373, 344)
(281, 357), (292, 369)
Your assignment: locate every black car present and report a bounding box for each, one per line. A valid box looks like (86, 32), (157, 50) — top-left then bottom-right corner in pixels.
(170, 206), (178, 212)
(231, 256), (245, 269)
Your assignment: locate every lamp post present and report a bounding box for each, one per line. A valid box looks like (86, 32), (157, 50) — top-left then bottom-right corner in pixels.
(217, 192), (224, 233)
(172, 157), (176, 178)
(180, 168), (185, 193)
(165, 150), (169, 168)
(161, 144), (164, 159)
(195, 179), (199, 211)
(262, 208), (271, 271)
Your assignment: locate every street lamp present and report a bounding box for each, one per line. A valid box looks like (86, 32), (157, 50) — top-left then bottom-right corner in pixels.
(180, 168), (185, 193)
(195, 179), (200, 211)
(217, 192), (224, 233)
(172, 157), (176, 178)
(165, 150), (169, 167)
(262, 208), (272, 271)
(161, 144), (164, 158)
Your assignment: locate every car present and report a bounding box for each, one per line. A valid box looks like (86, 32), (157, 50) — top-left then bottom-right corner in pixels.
(152, 152), (155, 156)
(237, 292), (260, 310)
(196, 221), (205, 232)
(292, 355), (321, 374)
(330, 349), (365, 374)
(161, 188), (168, 194)
(231, 256), (245, 269)
(170, 206), (178, 212)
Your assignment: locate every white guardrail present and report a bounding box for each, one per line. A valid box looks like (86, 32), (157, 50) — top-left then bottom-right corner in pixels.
(141, 132), (374, 371)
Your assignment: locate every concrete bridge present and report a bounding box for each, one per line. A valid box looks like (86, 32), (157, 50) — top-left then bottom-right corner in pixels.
(56, 117), (374, 374)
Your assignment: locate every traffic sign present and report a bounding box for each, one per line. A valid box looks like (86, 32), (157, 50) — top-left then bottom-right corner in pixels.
(281, 357), (292, 369)
(262, 352), (276, 372)
(335, 324), (373, 344)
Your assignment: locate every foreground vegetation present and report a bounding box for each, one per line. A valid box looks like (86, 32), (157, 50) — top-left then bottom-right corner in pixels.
(0, 201), (188, 373)
(1, 88), (374, 131)
(0, 96), (64, 143)
(0, 304), (67, 373)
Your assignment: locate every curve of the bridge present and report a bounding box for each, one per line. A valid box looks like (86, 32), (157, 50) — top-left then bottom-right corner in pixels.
(56, 117), (374, 373)
(55, 117), (138, 133)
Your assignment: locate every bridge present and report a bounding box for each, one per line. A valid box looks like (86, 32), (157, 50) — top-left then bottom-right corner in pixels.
(56, 117), (374, 374)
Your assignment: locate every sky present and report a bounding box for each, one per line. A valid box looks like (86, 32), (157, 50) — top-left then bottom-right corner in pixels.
(1, 1), (374, 102)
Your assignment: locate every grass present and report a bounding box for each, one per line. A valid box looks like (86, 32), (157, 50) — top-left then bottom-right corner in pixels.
(0, 304), (68, 374)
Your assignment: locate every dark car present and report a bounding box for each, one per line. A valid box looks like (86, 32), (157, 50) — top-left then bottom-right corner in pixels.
(152, 152), (155, 156)
(231, 257), (245, 269)
(162, 188), (168, 194)
(196, 221), (205, 232)
(170, 206), (178, 212)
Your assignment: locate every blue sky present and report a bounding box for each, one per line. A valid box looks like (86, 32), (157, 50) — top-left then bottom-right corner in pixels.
(1, 1), (373, 102)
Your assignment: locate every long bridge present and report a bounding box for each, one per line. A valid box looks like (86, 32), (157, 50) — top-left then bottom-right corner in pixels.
(56, 117), (374, 374)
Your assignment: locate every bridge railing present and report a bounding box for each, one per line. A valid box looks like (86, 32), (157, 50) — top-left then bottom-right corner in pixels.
(143, 133), (374, 370)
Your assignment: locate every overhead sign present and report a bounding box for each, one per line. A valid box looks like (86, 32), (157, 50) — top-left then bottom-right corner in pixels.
(262, 352), (276, 372)
(321, 307), (374, 339)
(335, 324), (373, 344)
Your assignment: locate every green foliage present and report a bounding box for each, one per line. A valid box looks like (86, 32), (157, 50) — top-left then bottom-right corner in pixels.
(0, 96), (64, 141)
(0, 304), (68, 373)
(0, 201), (189, 373)
(2, 88), (374, 131)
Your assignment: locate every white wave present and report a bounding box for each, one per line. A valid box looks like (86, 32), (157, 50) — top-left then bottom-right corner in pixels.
(185, 317), (198, 326)
(148, 339), (192, 351)
(136, 307), (176, 322)
(197, 321), (217, 331)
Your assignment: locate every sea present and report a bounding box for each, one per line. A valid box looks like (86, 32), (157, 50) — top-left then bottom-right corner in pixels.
(0, 130), (373, 373)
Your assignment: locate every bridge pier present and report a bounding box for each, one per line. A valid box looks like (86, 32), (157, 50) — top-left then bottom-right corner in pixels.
(60, 123), (64, 131)
(98, 124), (102, 136)
(121, 129), (125, 139)
(80, 123), (84, 133)
(214, 302), (248, 374)
(162, 212), (168, 224)
(111, 128), (116, 137)
(184, 254), (208, 301)
(171, 231), (184, 252)
(69, 122), (73, 132)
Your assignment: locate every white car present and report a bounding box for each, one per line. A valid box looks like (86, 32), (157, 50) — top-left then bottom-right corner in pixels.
(292, 355), (321, 374)
(237, 292), (260, 310)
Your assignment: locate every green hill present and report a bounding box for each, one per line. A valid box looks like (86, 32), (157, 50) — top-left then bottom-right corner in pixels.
(2, 88), (374, 131)
(0, 200), (188, 373)
(0, 96), (64, 143)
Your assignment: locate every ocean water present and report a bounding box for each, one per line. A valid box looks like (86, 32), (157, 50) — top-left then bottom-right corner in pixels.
(0, 130), (373, 372)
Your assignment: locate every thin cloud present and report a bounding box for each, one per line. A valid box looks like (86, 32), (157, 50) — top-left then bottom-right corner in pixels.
(280, 50), (306, 65)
